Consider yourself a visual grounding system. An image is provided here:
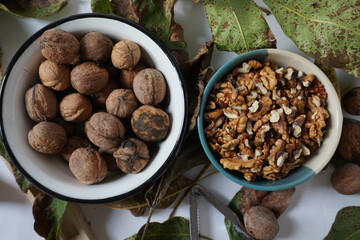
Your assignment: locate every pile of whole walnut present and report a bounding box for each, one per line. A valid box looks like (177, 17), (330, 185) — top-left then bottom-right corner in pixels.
(204, 60), (329, 181)
(26, 29), (170, 185)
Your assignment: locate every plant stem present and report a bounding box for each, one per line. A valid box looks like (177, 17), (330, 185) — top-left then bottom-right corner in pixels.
(169, 164), (211, 219)
(200, 234), (214, 240)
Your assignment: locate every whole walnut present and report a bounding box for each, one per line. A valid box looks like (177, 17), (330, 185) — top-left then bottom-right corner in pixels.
(131, 105), (170, 141)
(331, 163), (360, 195)
(91, 79), (119, 108)
(39, 60), (71, 91)
(342, 88), (360, 115)
(40, 29), (80, 65)
(59, 93), (93, 122)
(60, 136), (92, 162)
(133, 68), (166, 105)
(244, 206), (279, 240)
(71, 62), (109, 94)
(106, 89), (138, 118)
(338, 122), (360, 162)
(28, 121), (67, 154)
(25, 84), (58, 122)
(111, 40), (141, 70)
(113, 138), (150, 174)
(69, 147), (108, 184)
(119, 61), (147, 89)
(85, 112), (125, 149)
(80, 32), (113, 64)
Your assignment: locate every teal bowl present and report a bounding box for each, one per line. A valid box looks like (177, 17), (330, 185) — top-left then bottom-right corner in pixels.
(197, 49), (343, 191)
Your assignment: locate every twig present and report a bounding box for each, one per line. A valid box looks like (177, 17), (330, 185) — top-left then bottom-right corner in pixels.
(108, 170), (219, 211)
(141, 178), (164, 240)
(200, 234), (214, 240)
(259, 6), (271, 15)
(169, 164), (211, 219)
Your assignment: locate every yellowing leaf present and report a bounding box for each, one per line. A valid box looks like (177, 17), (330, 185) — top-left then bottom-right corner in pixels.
(263, 0), (360, 78)
(203, 0), (276, 54)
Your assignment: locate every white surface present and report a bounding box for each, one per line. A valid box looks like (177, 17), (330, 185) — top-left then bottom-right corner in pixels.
(1, 15), (185, 200)
(0, 0), (359, 240)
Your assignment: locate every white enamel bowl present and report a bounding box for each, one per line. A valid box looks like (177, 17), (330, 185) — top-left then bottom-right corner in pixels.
(0, 13), (188, 203)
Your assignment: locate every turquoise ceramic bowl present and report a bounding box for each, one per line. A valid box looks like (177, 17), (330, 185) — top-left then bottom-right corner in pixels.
(197, 49), (343, 191)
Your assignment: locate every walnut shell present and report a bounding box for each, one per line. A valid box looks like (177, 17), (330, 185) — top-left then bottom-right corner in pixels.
(111, 40), (141, 70)
(80, 32), (113, 64)
(338, 122), (360, 162)
(59, 93), (93, 122)
(60, 136), (92, 162)
(119, 61), (147, 89)
(25, 84), (58, 122)
(39, 60), (71, 91)
(131, 105), (170, 141)
(106, 89), (138, 118)
(331, 163), (360, 195)
(133, 68), (166, 105)
(69, 147), (108, 184)
(342, 88), (360, 115)
(70, 62), (109, 94)
(85, 112), (125, 149)
(91, 79), (119, 108)
(113, 138), (150, 173)
(40, 29), (80, 65)
(28, 121), (67, 154)
(244, 206), (279, 240)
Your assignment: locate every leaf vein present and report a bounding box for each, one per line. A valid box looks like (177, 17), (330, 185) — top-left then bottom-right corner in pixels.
(268, 0), (360, 36)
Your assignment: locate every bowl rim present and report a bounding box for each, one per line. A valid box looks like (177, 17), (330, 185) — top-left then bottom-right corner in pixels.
(197, 48), (343, 191)
(0, 13), (189, 203)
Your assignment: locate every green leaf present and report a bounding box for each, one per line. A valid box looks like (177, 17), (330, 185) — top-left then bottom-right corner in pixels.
(0, 0), (68, 17)
(263, 0), (360, 78)
(225, 189), (246, 240)
(125, 217), (190, 240)
(331, 118), (360, 168)
(325, 206), (360, 240)
(203, 0), (276, 54)
(91, 0), (112, 14)
(33, 192), (68, 240)
(314, 60), (341, 100)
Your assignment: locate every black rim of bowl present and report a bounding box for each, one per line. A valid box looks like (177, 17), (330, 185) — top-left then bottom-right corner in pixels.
(0, 13), (188, 204)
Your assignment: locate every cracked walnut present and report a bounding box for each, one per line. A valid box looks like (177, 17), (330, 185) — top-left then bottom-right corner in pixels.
(204, 60), (329, 181)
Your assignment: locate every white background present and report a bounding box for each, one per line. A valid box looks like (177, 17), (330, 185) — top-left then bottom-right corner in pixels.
(0, 1), (359, 239)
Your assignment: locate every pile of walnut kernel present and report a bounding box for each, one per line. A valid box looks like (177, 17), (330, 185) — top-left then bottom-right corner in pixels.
(204, 60), (329, 181)
(25, 29), (170, 185)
